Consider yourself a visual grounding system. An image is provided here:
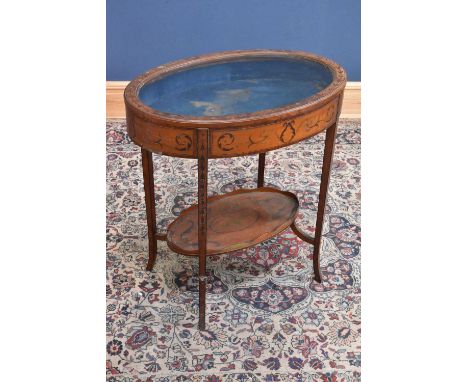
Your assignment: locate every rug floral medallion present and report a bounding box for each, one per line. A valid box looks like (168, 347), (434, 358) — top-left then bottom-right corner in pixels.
(106, 119), (361, 382)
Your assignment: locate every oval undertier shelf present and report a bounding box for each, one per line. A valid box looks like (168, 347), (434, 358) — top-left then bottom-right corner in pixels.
(166, 187), (299, 256)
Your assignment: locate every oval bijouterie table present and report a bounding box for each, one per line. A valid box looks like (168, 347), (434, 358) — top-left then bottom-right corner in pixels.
(124, 50), (347, 330)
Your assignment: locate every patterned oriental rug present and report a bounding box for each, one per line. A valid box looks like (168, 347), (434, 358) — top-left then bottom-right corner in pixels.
(106, 119), (361, 382)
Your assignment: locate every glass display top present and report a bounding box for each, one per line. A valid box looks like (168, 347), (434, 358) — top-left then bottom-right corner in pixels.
(138, 57), (334, 117)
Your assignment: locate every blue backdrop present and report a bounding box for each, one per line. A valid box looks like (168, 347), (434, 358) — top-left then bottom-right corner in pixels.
(107, 0), (360, 81)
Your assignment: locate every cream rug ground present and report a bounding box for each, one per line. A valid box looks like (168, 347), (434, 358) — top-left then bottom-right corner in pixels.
(106, 119), (361, 381)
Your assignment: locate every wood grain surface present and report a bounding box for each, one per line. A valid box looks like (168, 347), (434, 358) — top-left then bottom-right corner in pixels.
(166, 187), (299, 256)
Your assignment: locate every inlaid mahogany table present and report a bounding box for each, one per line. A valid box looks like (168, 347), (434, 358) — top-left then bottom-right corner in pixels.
(124, 50), (346, 330)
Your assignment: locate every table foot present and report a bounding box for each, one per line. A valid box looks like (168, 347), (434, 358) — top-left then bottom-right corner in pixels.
(314, 275), (322, 283)
(145, 251), (156, 271)
(198, 278), (206, 331)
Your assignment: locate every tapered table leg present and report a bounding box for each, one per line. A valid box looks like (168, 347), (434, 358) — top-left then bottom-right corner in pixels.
(141, 148), (157, 271)
(257, 152), (266, 188)
(197, 129), (209, 330)
(313, 123), (338, 282)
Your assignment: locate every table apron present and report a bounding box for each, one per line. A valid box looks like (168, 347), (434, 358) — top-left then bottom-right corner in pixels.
(127, 95), (340, 159)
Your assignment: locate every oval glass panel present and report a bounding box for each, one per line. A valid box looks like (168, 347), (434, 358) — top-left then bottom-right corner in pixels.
(138, 57), (333, 117)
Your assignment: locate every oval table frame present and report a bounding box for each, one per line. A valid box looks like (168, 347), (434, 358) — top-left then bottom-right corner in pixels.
(124, 49), (347, 330)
